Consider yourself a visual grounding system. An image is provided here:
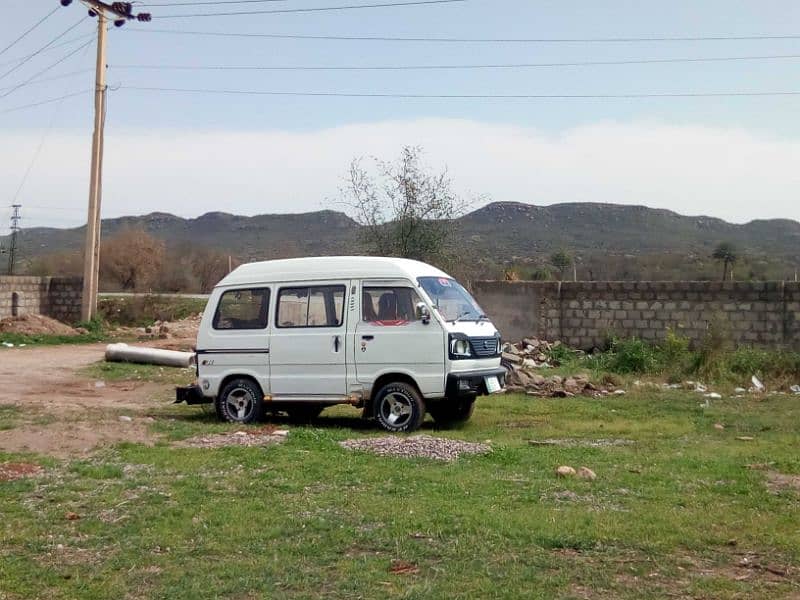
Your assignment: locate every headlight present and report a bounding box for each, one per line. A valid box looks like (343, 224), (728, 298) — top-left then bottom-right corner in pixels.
(449, 336), (472, 357)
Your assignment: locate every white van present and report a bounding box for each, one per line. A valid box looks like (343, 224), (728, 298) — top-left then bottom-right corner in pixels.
(176, 256), (505, 432)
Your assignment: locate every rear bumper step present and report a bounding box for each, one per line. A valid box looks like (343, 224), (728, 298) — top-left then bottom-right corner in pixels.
(175, 385), (212, 405)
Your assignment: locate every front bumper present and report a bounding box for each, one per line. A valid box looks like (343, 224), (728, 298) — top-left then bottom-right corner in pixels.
(446, 367), (506, 398)
(175, 385), (212, 405)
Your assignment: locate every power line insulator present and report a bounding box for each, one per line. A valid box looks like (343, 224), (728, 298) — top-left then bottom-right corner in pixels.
(137, 13), (152, 22)
(113, 18), (126, 27)
(60, 0), (73, 6)
(112, 2), (133, 16)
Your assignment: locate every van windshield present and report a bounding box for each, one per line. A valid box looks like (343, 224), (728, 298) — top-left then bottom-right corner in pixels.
(417, 277), (484, 322)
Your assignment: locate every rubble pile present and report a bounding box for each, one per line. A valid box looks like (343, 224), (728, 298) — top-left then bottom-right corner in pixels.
(340, 435), (490, 461)
(502, 337), (621, 397)
(114, 313), (202, 341)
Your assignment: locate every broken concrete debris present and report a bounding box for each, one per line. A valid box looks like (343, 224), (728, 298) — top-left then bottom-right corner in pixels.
(502, 337), (621, 397)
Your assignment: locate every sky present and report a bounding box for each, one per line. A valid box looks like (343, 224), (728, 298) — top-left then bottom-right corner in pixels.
(2, 0), (800, 235)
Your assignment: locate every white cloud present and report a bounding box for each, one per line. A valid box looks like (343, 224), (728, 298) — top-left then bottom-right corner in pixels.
(3, 118), (800, 230)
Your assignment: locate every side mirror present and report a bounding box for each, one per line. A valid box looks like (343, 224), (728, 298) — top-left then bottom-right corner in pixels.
(415, 302), (431, 324)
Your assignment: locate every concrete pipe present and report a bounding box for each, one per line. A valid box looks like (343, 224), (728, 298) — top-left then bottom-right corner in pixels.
(105, 343), (195, 368)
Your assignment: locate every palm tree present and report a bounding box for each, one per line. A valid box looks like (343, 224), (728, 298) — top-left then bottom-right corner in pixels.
(712, 242), (738, 281)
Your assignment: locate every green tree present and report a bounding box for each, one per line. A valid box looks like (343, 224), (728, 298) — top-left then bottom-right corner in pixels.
(549, 250), (573, 280)
(712, 242), (738, 281)
(341, 146), (469, 265)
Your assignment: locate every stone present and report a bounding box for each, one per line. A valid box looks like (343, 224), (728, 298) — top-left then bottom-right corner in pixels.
(714, 423), (725, 430)
(556, 465), (576, 477)
(118, 415), (132, 423)
(734, 387), (747, 394)
(502, 352), (523, 364)
(704, 392), (722, 400)
(576, 466), (597, 481)
(751, 375), (765, 392)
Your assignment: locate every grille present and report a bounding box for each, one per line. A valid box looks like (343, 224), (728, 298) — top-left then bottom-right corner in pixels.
(469, 337), (499, 358)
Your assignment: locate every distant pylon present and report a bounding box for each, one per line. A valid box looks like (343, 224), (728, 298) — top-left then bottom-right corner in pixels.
(7, 204), (21, 275)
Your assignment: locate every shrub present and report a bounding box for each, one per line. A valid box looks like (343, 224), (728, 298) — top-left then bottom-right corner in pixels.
(607, 337), (658, 374)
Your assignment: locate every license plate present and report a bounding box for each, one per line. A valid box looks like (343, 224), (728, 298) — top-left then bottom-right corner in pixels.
(484, 376), (502, 394)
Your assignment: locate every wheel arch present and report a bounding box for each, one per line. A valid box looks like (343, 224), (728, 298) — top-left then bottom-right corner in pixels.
(218, 373), (265, 400)
(364, 371), (422, 418)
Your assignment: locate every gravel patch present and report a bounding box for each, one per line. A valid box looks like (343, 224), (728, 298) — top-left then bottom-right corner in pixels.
(177, 427), (288, 449)
(339, 434), (490, 461)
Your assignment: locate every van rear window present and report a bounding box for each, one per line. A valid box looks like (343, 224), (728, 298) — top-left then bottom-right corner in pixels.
(277, 286), (345, 328)
(213, 288), (270, 330)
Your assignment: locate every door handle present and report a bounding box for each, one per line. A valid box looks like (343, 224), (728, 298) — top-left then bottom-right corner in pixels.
(334, 335), (340, 352)
(361, 335), (374, 341)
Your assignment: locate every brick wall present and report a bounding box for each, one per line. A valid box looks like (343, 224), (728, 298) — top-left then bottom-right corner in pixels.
(0, 276), (82, 323)
(473, 280), (800, 350)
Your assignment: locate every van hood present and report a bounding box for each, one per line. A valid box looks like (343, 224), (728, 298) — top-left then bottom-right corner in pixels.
(442, 319), (500, 339)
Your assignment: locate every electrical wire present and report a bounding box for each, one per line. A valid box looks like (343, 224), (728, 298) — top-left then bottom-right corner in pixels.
(10, 42), (93, 208)
(111, 53), (800, 72)
(142, 0), (287, 5)
(127, 27), (800, 43)
(156, 0), (465, 19)
(0, 69), (93, 94)
(0, 39), (94, 100)
(0, 17), (87, 83)
(0, 90), (90, 115)
(0, 32), (95, 69)
(0, 6), (61, 58)
(121, 85), (800, 99)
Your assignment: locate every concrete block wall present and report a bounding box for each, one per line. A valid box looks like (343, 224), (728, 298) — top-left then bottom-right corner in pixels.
(473, 280), (800, 350)
(0, 276), (82, 323)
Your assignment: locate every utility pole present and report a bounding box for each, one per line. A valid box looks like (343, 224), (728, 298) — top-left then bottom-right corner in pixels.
(7, 205), (21, 275)
(58, 1), (150, 320)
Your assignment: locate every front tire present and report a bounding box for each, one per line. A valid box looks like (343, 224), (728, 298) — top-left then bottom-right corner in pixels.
(429, 397), (475, 427)
(374, 382), (425, 433)
(216, 378), (265, 424)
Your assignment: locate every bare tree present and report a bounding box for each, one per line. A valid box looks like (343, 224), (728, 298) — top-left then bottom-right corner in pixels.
(192, 248), (238, 293)
(341, 146), (470, 264)
(100, 228), (165, 291)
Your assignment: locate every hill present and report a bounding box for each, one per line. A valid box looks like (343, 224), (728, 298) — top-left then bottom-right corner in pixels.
(4, 202), (800, 280)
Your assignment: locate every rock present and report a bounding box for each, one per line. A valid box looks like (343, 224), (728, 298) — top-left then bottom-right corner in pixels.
(751, 375), (765, 392)
(535, 353), (547, 363)
(145, 326), (153, 334)
(273, 430), (289, 437)
(556, 465), (576, 477)
(577, 466), (597, 481)
(502, 344), (520, 355)
(530, 373), (546, 386)
(736, 436), (755, 441)
(522, 359), (537, 369)
(714, 423), (725, 430)
(704, 392), (722, 400)
(613, 390), (627, 396)
(75, 327), (89, 335)
(549, 375), (564, 385)
(695, 383), (708, 393)
(790, 384), (800, 394)
(734, 387), (747, 394)
(94, 381), (106, 389)
(65, 512), (80, 521)
(118, 415), (132, 423)
(502, 352), (523, 364)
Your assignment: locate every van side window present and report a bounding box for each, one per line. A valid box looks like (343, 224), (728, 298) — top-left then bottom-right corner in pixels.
(362, 287), (422, 324)
(213, 288), (270, 330)
(277, 286), (346, 328)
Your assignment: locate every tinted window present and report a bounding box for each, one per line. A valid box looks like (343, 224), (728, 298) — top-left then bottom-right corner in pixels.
(277, 286), (345, 328)
(213, 288), (270, 330)
(362, 287), (422, 323)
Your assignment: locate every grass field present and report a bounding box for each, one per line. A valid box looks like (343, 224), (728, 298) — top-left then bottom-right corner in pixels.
(1, 386), (799, 599)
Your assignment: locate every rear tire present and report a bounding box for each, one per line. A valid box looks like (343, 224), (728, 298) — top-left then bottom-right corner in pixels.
(428, 397), (476, 427)
(216, 378), (265, 424)
(374, 382), (425, 433)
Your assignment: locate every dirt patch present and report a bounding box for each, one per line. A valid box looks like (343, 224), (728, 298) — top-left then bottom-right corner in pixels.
(765, 471), (800, 494)
(0, 461), (43, 481)
(339, 434), (490, 461)
(0, 313), (77, 336)
(176, 426), (287, 449)
(0, 344), (172, 457)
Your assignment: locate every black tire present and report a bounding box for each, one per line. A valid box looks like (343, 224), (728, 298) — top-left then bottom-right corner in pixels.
(373, 382), (426, 433)
(286, 404), (325, 423)
(216, 378), (265, 424)
(428, 397), (476, 427)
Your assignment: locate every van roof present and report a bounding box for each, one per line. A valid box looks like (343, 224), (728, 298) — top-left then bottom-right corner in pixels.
(217, 256), (451, 287)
